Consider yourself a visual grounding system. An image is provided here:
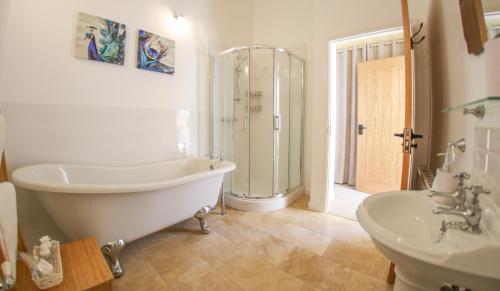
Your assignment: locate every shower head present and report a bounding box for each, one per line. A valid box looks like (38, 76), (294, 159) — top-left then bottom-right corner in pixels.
(236, 54), (248, 62)
(234, 54), (248, 72)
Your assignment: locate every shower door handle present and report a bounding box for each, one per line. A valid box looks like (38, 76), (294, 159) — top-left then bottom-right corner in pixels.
(243, 114), (248, 131)
(274, 115), (281, 131)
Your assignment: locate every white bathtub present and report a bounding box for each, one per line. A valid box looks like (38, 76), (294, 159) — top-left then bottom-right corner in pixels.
(11, 158), (235, 245)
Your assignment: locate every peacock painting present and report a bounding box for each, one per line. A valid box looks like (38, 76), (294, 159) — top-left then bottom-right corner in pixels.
(137, 30), (175, 74)
(75, 12), (126, 65)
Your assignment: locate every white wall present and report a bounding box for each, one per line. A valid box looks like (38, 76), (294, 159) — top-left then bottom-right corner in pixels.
(250, 0), (500, 211)
(420, 0), (500, 202)
(308, 0), (404, 211)
(251, 0), (404, 210)
(0, 0), (253, 246)
(0, 0), (10, 102)
(252, 0), (312, 197)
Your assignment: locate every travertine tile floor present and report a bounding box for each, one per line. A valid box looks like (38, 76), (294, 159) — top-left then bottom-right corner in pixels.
(113, 196), (393, 291)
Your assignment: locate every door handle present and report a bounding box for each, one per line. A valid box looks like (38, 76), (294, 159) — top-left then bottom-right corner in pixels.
(274, 115), (281, 131)
(412, 132), (423, 139)
(394, 128), (423, 153)
(358, 124), (367, 135)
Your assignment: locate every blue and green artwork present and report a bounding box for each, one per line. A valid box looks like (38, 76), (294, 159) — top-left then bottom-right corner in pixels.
(75, 12), (126, 65)
(137, 30), (175, 74)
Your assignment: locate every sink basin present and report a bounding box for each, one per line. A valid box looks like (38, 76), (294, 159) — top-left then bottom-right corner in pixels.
(357, 190), (500, 291)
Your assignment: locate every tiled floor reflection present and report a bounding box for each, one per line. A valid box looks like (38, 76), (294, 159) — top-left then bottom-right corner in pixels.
(113, 196), (393, 291)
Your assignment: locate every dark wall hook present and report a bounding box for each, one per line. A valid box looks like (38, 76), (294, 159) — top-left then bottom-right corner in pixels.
(411, 22), (426, 49)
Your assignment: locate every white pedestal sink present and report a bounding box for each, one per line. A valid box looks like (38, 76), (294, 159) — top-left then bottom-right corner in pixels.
(357, 190), (500, 291)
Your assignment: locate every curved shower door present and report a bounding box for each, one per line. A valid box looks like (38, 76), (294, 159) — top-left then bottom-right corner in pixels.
(275, 52), (303, 196)
(289, 55), (304, 191)
(231, 50), (250, 196)
(212, 49), (250, 197)
(212, 46), (304, 199)
(249, 48), (274, 197)
(275, 50), (290, 195)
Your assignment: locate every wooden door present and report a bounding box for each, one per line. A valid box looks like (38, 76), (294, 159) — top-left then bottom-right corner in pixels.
(356, 56), (406, 194)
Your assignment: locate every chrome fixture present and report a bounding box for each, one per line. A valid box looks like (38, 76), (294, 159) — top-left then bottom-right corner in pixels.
(210, 182), (226, 215)
(436, 138), (466, 171)
(0, 274), (15, 291)
(194, 206), (213, 234)
(214, 151), (224, 162)
(433, 207), (482, 234)
(428, 171), (470, 210)
(219, 185), (226, 216)
(432, 183), (490, 234)
(467, 184), (490, 212)
(206, 150), (224, 162)
(173, 12), (184, 21)
(448, 138), (467, 153)
(463, 104), (485, 119)
(101, 240), (126, 278)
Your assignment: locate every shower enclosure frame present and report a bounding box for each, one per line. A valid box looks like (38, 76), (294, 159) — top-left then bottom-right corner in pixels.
(210, 45), (305, 201)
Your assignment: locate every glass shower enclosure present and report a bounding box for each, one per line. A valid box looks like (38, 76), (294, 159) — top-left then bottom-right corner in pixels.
(211, 46), (304, 200)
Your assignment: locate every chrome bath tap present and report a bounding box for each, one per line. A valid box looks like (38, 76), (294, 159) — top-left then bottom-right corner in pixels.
(206, 150), (224, 162)
(214, 151), (224, 162)
(0, 271), (15, 291)
(432, 183), (490, 234)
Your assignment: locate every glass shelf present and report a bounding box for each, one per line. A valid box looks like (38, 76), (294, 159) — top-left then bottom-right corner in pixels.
(442, 96), (500, 113)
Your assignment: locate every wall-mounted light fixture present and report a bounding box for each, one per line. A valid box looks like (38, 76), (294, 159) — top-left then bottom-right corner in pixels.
(169, 11), (187, 35)
(174, 12), (184, 22)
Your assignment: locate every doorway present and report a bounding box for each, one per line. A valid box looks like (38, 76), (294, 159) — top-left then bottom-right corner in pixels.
(327, 28), (405, 220)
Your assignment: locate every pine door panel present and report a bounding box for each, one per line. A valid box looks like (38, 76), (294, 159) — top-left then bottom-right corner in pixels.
(356, 56), (405, 194)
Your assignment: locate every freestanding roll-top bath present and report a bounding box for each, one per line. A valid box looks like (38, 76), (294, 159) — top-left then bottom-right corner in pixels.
(12, 158), (236, 277)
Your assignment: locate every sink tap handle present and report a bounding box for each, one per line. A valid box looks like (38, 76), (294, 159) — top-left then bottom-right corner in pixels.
(467, 185), (490, 211)
(468, 184), (490, 196)
(428, 190), (457, 197)
(428, 189), (466, 209)
(453, 171), (471, 183)
(432, 206), (481, 233)
(432, 206), (471, 216)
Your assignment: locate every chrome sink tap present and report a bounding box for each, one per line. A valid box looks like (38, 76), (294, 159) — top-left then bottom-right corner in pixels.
(432, 184), (490, 234)
(433, 207), (481, 233)
(214, 151), (224, 162)
(428, 172), (470, 210)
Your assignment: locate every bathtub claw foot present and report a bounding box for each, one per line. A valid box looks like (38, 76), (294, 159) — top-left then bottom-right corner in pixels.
(101, 240), (126, 278)
(195, 206), (213, 234)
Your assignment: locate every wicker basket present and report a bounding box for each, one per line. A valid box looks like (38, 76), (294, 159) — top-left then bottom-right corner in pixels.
(32, 241), (63, 290)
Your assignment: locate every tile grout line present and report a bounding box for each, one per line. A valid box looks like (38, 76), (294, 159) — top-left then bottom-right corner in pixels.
(188, 221), (319, 290)
(342, 268), (355, 291)
(140, 252), (177, 291)
(175, 232), (249, 291)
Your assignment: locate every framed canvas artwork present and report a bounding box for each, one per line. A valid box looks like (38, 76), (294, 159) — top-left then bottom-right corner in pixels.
(137, 30), (175, 74)
(75, 12), (126, 65)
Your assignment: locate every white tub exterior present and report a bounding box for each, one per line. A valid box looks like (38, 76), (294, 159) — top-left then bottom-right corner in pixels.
(12, 158), (235, 245)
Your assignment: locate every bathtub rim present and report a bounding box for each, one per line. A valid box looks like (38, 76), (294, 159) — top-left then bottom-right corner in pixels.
(11, 158), (235, 194)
